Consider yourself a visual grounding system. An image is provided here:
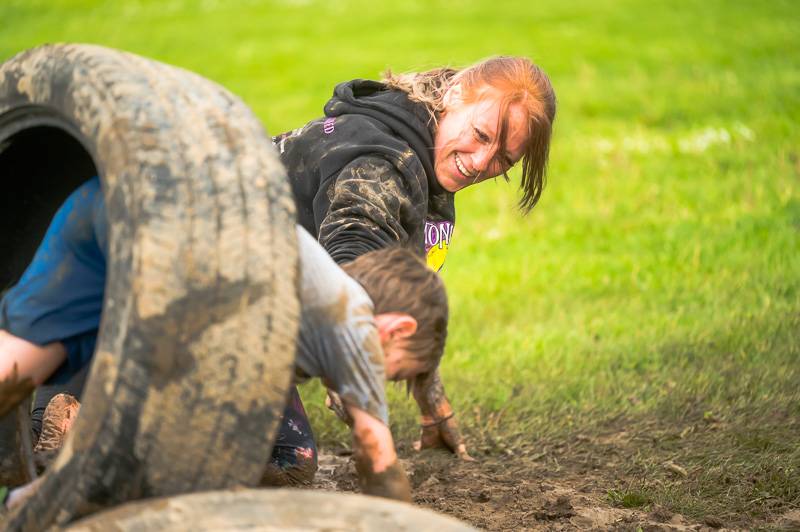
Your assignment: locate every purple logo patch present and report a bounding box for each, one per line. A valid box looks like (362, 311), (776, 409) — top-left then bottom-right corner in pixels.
(323, 118), (336, 135)
(425, 220), (454, 252)
(425, 220), (454, 272)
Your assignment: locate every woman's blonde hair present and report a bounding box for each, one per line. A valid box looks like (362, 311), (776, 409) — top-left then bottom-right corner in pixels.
(384, 56), (556, 213)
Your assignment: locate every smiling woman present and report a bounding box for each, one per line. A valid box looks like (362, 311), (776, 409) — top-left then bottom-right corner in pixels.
(274, 55), (557, 472)
(385, 56), (557, 210)
(433, 94), (530, 193)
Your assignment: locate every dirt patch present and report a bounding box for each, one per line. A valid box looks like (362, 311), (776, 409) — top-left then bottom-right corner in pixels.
(312, 447), (698, 531)
(313, 433), (776, 532)
(309, 409), (800, 530)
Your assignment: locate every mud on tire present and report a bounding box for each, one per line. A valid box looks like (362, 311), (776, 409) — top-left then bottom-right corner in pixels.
(0, 44), (299, 530)
(0, 399), (35, 489)
(65, 489), (478, 531)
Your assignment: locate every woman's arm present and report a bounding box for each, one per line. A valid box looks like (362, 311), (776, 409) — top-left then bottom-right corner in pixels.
(347, 403), (412, 502)
(314, 156), (424, 264)
(412, 369), (474, 461)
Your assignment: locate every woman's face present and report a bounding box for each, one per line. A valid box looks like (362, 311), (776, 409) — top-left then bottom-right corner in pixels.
(433, 86), (529, 193)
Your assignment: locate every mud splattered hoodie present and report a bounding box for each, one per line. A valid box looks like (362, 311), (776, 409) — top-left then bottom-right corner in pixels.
(274, 79), (456, 269)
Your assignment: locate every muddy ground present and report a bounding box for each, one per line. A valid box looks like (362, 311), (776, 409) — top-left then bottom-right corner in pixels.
(314, 449), (701, 531)
(312, 433), (800, 531)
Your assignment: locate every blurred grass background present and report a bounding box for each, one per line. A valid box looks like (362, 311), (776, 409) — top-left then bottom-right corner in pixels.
(3, 0), (798, 522)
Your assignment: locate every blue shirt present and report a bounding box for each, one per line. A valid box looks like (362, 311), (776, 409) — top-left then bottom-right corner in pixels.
(0, 177), (106, 383)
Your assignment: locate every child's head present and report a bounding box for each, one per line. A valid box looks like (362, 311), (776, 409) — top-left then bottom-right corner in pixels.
(342, 247), (448, 381)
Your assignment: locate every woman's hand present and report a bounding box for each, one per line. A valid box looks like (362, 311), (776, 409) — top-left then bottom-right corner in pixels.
(412, 370), (475, 461)
(325, 389), (354, 427)
(348, 404), (412, 502)
(414, 414), (475, 461)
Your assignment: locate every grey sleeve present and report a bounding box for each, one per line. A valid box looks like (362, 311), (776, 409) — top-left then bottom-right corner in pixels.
(294, 226), (389, 425)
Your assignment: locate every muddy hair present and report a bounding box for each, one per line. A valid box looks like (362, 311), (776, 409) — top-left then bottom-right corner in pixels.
(342, 247), (448, 374)
(383, 56), (557, 213)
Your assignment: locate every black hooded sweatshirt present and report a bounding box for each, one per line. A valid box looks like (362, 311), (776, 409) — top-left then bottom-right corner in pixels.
(274, 79), (456, 266)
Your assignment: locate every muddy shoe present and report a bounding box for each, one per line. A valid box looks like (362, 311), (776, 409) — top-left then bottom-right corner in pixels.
(32, 393), (80, 471)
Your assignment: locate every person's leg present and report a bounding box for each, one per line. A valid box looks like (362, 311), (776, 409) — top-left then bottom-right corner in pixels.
(33, 393), (80, 458)
(30, 363), (90, 442)
(261, 386), (318, 487)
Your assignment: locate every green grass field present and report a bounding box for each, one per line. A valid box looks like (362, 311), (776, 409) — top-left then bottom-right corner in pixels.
(3, 0), (798, 525)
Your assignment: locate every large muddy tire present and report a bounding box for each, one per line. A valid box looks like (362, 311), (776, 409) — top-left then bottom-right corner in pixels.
(65, 489), (478, 531)
(0, 44), (299, 530)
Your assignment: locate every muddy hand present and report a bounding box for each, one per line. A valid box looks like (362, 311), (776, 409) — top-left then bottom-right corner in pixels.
(414, 415), (475, 462)
(325, 390), (354, 427)
(355, 459), (412, 502)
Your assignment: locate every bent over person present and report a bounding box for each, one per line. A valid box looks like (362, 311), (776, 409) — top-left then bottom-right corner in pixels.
(276, 55), (556, 461)
(0, 177), (448, 504)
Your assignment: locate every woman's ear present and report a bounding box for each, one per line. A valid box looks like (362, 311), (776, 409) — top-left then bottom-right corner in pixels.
(443, 82), (463, 109)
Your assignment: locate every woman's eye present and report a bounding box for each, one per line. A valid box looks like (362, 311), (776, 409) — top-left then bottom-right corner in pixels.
(474, 127), (490, 143)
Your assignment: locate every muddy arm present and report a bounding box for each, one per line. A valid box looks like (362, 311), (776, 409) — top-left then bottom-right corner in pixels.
(316, 157), (422, 265)
(412, 369), (473, 461)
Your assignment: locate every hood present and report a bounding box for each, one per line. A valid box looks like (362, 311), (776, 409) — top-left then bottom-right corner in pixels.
(324, 79), (445, 195)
